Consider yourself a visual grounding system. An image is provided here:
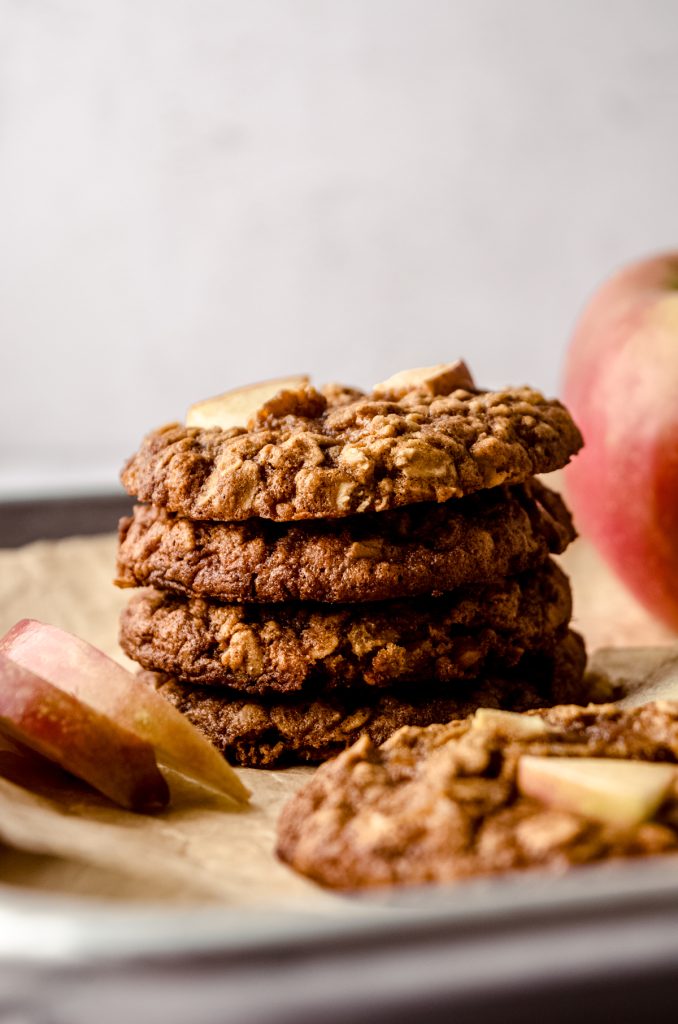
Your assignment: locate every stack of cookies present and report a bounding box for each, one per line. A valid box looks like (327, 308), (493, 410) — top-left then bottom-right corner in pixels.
(116, 362), (589, 768)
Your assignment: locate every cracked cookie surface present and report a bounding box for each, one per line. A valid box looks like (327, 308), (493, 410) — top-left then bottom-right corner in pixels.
(277, 698), (678, 888)
(116, 480), (575, 604)
(145, 630), (588, 768)
(120, 559), (572, 695)
(121, 383), (582, 522)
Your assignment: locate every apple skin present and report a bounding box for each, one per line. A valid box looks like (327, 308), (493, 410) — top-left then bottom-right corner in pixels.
(0, 620), (249, 805)
(0, 652), (169, 812)
(563, 253), (678, 631)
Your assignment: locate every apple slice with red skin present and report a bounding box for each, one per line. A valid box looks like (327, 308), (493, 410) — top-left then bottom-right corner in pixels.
(0, 620), (250, 805)
(0, 653), (169, 812)
(0, 730), (73, 793)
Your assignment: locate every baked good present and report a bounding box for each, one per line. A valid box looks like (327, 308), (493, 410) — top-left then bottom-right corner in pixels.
(277, 698), (678, 888)
(118, 366), (587, 778)
(121, 383), (582, 522)
(119, 559), (572, 695)
(116, 480), (575, 604)
(145, 630), (588, 767)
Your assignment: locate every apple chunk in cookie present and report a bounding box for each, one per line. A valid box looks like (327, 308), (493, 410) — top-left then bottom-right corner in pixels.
(187, 364), (474, 432)
(186, 375), (310, 430)
(373, 360), (475, 400)
(0, 652), (169, 812)
(472, 707), (549, 738)
(517, 756), (675, 828)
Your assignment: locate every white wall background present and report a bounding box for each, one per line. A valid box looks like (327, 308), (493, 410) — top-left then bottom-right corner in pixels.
(2, 0), (678, 497)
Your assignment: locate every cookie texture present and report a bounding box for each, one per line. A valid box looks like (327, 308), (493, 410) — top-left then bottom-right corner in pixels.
(120, 383), (583, 522)
(145, 630), (588, 768)
(119, 559), (572, 695)
(116, 480), (575, 604)
(277, 699), (678, 888)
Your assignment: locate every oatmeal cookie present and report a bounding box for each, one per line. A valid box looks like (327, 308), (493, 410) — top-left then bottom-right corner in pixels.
(121, 382), (582, 522)
(119, 559), (572, 695)
(145, 630), (588, 768)
(116, 480), (575, 604)
(277, 698), (678, 889)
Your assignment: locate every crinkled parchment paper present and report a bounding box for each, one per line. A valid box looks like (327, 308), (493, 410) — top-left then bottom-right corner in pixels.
(0, 531), (676, 907)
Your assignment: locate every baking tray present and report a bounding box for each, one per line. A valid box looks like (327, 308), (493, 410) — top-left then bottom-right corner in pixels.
(2, 499), (678, 1023)
(3, 853), (678, 1023)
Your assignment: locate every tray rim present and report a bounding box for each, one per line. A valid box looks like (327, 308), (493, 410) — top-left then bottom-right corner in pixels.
(4, 849), (678, 966)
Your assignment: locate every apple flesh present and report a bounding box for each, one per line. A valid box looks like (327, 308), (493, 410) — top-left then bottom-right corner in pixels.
(186, 375), (310, 430)
(563, 253), (678, 630)
(472, 707), (549, 739)
(517, 755), (675, 827)
(373, 361), (475, 400)
(0, 653), (169, 812)
(0, 620), (249, 805)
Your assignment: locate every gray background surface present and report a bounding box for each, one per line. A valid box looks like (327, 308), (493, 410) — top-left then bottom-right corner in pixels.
(2, 0), (678, 496)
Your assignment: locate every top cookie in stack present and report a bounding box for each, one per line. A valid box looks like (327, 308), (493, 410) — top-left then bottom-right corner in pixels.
(116, 362), (588, 768)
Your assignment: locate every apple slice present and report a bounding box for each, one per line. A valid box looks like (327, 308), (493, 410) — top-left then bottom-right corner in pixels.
(0, 653), (168, 812)
(373, 361), (475, 400)
(1, 620), (250, 805)
(517, 755), (676, 827)
(472, 708), (549, 739)
(186, 375), (310, 430)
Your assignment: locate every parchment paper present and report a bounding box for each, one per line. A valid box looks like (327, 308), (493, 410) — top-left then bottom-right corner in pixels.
(0, 531), (676, 908)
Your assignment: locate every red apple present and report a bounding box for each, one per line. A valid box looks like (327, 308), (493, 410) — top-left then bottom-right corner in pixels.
(0, 620), (249, 805)
(0, 652), (169, 812)
(563, 253), (678, 630)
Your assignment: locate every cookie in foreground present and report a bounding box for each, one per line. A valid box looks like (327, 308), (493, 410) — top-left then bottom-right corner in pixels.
(276, 700), (678, 888)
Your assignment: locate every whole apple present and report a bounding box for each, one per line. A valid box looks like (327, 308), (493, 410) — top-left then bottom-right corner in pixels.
(563, 252), (678, 631)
